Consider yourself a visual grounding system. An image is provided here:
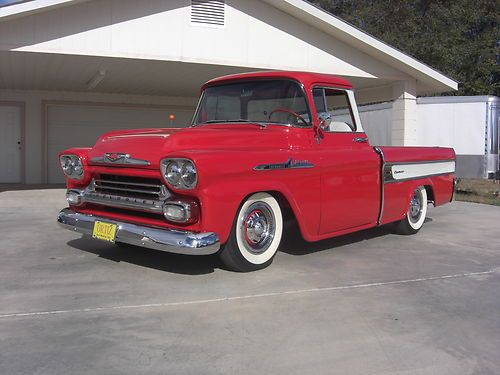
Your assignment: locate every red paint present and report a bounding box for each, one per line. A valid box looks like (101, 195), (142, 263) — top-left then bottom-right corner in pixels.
(60, 71), (455, 245)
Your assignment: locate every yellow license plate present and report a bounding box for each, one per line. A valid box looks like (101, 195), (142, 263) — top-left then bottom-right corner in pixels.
(92, 221), (117, 242)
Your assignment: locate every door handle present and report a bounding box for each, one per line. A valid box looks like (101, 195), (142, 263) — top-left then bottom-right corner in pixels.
(353, 137), (368, 143)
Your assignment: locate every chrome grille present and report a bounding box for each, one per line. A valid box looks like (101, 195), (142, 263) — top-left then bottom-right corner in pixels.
(84, 174), (170, 213)
(94, 174), (166, 200)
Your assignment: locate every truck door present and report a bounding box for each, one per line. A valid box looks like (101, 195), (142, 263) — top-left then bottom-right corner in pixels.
(313, 87), (381, 235)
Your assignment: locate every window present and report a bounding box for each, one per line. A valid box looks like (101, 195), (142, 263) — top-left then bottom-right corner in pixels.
(313, 88), (356, 132)
(193, 80), (311, 126)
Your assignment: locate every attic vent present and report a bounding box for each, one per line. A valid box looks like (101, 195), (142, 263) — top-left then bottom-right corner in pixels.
(191, 0), (225, 26)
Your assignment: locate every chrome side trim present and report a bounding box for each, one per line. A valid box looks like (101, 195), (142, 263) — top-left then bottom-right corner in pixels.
(374, 147), (385, 225)
(57, 208), (220, 256)
(384, 158), (458, 166)
(383, 160), (456, 183)
(254, 158), (314, 171)
(384, 171), (455, 184)
(353, 137), (368, 143)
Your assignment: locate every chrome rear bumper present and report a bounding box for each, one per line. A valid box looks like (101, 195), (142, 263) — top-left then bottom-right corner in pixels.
(57, 208), (220, 255)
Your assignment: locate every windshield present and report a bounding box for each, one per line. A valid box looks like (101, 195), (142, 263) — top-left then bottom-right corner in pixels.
(192, 79), (311, 126)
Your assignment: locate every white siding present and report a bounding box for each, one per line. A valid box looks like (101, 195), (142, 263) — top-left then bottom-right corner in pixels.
(415, 101), (486, 155)
(359, 103), (393, 146)
(0, 0), (406, 80)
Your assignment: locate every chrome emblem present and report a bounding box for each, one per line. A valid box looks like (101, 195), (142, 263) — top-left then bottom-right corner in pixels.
(90, 153), (150, 166)
(254, 158), (315, 171)
(105, 152), (129, 162)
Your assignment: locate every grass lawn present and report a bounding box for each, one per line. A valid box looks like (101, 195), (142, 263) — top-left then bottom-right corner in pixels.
(455, 178), (500, 206)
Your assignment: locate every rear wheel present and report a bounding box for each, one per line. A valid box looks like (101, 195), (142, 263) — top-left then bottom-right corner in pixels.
(395, 186), (428, 235)
(219, 193), (283, 272)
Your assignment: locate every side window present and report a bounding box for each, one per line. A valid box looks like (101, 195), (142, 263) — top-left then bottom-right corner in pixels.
(314, 88), (357, 132)
(313, 88), (327, 113)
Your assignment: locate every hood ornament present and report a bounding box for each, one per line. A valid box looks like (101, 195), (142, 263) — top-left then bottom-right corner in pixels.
(105, 152), (129, 162)
(90, 153), (150, 166)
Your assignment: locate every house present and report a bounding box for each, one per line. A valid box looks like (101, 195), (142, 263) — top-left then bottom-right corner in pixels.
(0, 0), (458, 184)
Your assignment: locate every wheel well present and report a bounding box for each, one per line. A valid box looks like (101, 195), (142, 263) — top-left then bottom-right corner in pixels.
(266, 191), (294, 219)
(424, 185), (435, 205)
(238, 191), (294, 219)
(239, 189), (298, 221)
(267, 190), (304, 242)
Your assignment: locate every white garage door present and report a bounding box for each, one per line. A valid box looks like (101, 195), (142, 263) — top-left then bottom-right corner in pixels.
(0, 105), (22, 183)
(47, 103), (195, 183)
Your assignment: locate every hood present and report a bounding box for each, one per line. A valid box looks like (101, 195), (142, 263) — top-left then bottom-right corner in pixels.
(88, 124), (295, 169)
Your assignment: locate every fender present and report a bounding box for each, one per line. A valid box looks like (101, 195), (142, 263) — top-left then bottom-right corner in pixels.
(194, 167), (321, 244)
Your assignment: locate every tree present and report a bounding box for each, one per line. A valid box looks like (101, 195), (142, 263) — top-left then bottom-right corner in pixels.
(309, 0), (499, 96)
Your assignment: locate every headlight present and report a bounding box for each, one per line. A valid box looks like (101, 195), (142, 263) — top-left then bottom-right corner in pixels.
(161, 158), (197, 189)
(59, 154), (84, 180)
(181, 162), (197, 186)
(165, 161), (182, 185)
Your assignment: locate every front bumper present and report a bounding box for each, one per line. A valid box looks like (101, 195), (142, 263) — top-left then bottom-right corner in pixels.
(57, 208), (220, 255)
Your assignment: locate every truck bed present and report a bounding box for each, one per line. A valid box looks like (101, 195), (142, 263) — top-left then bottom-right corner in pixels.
(376, 146), (456, 225)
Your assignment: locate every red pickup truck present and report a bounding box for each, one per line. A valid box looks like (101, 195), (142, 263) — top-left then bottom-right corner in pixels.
(57, 71), (456, 271)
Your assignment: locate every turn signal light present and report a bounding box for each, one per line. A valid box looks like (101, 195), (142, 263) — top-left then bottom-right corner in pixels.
(162, 199), (199, 224)
(66, 190), (83, 206)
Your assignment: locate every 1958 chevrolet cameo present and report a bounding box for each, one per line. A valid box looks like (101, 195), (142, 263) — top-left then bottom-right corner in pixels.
(57, 71), (456, 271)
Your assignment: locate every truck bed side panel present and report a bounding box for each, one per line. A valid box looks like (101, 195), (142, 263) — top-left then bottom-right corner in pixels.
(377, 146), (456, 224)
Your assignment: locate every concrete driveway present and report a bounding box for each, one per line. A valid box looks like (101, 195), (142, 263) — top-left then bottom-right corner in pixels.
(0, 189), (499, 375)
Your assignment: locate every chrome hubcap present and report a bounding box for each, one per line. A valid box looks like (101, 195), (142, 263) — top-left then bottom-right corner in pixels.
(240, 202), (275, 254)
(409, 189), (423, 223)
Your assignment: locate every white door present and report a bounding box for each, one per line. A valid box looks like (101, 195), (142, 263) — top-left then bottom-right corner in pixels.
(0, 106), (22, 183)
(47, 103), (195, 183)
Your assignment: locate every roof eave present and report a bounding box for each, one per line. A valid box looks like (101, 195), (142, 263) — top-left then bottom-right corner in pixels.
(263, 0), (458, 92)
(0, 0), (90, 21)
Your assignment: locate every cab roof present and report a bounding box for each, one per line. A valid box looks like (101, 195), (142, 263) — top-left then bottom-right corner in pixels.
(203, 71), (353, 90)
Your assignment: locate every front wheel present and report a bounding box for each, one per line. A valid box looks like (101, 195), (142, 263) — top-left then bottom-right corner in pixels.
(219, 192), (283, 272)
(395, 186), (428, 235)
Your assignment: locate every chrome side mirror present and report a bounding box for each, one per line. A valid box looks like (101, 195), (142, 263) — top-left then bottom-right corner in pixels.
(318, 112), (332, 130)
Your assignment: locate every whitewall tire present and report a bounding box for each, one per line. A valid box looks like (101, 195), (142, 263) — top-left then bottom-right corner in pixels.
(219, 192), (283, 272)
(395, 186), (428, 235)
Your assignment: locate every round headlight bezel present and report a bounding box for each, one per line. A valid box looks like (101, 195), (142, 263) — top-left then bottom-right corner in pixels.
(161, 158), (197, 190)
(59, 154), (84, 180)
(180, 162), (197, 187)
(165, 161), (182, 186)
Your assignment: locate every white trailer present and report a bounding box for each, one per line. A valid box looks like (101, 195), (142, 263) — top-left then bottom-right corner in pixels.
(415, 96), (499, 179)
(360, 96), (499, 179)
